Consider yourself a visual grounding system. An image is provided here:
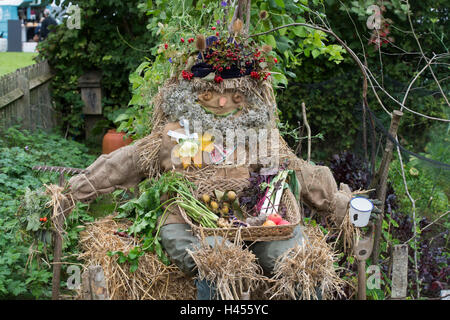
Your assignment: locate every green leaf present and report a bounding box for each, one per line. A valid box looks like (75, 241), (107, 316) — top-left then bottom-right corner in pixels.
(266, 35), (277, 49)
(285, 71), (297, 78)
(293, 26), (308, 37)
(130, 261), (139, 273)
(275, 0), (285, 8)
(128, 248), (139, 260)
(118, 255), (127, 264)
(311, 49), (321, 58)
(114, 113), (131, 123)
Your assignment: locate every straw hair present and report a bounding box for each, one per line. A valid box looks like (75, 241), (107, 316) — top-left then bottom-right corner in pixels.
(187, 230), (266, 300)
(44, 184), (75, 236)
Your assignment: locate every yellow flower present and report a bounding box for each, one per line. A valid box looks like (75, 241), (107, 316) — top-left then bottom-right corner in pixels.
(173, 134), (215, 169)
(200, 133), (214, 153)
(179, 140), (199, 158)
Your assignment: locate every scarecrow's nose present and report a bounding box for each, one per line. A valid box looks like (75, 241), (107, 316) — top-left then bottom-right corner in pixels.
(219, 96), (228, 107)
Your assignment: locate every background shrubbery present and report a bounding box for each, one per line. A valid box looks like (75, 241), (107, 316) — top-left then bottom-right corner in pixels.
(36, 0), (159, 139)
(0, 127), (97, 298)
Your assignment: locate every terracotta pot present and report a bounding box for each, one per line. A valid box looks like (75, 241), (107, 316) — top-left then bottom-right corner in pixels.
(102, 129), (133, 154)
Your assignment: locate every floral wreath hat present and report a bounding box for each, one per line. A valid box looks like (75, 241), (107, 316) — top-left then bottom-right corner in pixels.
(161, 18), (278, 84)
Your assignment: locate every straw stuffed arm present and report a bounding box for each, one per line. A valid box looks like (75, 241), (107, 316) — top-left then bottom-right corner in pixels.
(68, 143), (146, 202)
(279, 136), (352, 225)
(295, 161), (352, 224)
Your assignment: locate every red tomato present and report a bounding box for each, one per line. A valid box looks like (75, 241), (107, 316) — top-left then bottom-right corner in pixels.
(268, 213), (282, 225)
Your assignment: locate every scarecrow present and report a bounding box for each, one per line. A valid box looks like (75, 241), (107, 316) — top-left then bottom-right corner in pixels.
(69, 21), (354, 300)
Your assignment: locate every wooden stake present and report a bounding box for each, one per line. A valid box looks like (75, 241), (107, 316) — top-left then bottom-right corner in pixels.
(357, 260), (366, 300)
(391, 244), (408, 299)
(81, 266), (109, 300)
(52, 173), (66, 300)
(301, 102), (311, 163)
(372, 110), (403, 264)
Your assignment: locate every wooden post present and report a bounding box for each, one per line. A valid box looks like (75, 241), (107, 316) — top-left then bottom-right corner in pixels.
(52, 173), (66, 300)
(78, 71), (103, 143)
(81, 266), (109, 300)
(372, 110), (403, 264)
(357, 260), (366, 300)
(391, 244), (408, 299)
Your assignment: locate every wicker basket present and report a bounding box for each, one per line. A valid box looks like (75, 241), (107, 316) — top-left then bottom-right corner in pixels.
(178, 178), (302, 242)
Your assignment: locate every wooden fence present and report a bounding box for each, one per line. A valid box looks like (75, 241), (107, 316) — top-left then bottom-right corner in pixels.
(0, 60), (56, 131)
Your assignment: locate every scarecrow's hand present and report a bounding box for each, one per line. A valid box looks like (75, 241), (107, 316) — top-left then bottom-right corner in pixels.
(355, 195), (383, 219)
(69, 144), (144, 202)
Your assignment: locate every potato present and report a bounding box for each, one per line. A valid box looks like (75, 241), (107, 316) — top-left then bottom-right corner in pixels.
(210, 201), (219, 210)
(227, 191), (237, 201)
(202, 194), (210, 203)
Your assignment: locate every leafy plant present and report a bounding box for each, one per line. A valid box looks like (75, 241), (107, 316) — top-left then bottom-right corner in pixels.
(110, 170), (224, 270)
(329, 151), (371, 190)
(0, 126), (97, 299)
(389, 156), (448, 221)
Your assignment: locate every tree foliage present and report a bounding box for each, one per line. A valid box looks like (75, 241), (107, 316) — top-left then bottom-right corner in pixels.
(37, 0), (159, 138)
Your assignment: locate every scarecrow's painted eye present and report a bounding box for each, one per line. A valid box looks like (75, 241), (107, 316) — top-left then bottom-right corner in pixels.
(200, 91), (213, 101)
(232, 93), (243, 104)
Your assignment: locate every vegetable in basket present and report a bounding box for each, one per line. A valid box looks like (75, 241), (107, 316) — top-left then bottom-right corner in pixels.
(245, 169), (290, 226)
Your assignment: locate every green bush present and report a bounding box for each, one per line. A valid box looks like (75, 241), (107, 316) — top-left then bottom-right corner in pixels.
(389, 158), (449, 222)
(37, 0), (159, 139)
(0, 127), (96, 299)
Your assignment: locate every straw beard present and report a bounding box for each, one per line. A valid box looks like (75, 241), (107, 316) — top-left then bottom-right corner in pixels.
(159, 79), (276, 133)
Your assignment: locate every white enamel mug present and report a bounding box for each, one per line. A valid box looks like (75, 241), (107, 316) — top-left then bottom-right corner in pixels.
(349, 197), (373, 227)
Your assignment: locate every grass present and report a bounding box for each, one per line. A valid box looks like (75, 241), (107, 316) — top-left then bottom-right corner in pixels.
(0, 52), (38, 76)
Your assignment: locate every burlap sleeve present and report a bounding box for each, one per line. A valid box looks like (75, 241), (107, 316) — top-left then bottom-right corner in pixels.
(279, 135), (352, 224)
(69, 143), (145, 202)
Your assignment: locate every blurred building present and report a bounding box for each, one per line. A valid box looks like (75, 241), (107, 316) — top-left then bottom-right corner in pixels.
(0, 1), (62, 52)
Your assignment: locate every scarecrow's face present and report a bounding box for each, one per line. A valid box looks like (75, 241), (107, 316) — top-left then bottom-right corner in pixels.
(160, 79), (274, 132)
(197, 90), (246, 116)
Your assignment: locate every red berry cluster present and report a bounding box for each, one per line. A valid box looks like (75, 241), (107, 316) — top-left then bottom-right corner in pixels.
(250, 71), (259, 79)
(251, 71), (271, 81)
(182, 70), (194, 80)
(214, 75), (223, 83)
(39, 217), (47, 222)
(204, 39), (252, 77)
